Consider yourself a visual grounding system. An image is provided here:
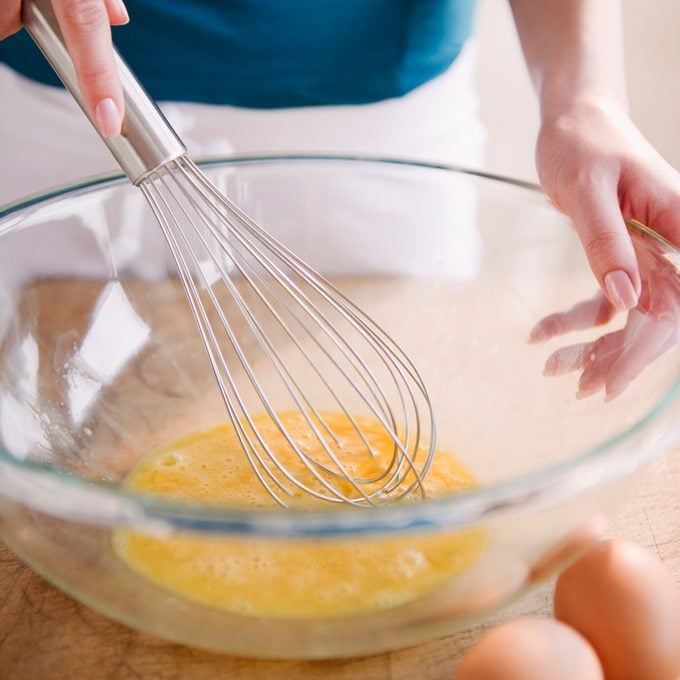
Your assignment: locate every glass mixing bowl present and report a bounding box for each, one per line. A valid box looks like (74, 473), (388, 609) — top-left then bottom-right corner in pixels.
(1, 156), (679, 659)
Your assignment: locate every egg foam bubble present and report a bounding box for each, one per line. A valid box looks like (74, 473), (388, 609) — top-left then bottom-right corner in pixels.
(112, 411), (485, 619)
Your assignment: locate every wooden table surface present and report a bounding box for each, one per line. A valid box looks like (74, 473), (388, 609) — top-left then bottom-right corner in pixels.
(1, 450), (678, 680)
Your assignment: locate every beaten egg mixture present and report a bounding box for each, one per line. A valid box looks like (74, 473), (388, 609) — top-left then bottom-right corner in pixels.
(113, 412), (484, 618)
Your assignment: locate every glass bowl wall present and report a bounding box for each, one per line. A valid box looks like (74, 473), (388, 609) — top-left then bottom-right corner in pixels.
(0, 157), (678, 658)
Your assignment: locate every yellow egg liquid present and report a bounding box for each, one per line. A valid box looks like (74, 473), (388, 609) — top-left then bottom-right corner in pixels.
(113, 412), (484, 618)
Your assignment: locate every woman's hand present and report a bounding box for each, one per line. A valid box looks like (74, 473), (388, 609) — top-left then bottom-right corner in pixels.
(1, 0), (129, 137)
(536, 98), (680, 311)
(509, 1), (680, 398)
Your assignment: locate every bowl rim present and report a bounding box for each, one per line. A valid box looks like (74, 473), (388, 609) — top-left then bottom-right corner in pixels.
(1, 153), (678, 536)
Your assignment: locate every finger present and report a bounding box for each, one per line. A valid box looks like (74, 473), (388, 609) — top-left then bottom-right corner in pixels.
(564, 179), (641, 312)
(0, 0), (22, 38)
(530, 292), (616, 342)
(52, 0), (123, 137)
(576, 332), (627, 396)
(103, 0), (129, 26)
(544, 342), (594, 376)
(605, 312), (678, 399)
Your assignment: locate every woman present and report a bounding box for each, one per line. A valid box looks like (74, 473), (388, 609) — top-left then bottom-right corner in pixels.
(1, 0), (679, 395)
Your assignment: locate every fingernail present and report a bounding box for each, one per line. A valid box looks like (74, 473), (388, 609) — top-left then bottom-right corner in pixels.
(529, 324), (549, 343)
(605, 381), (630, 402)
(604, 270), (638, 312)
(576, 387), (600, 400)
(530, 318), (560, 344)
(95, 98), (121, 138)
(529, 328), (544, 344)
(116, 0), (130, 23)
(543, 356), (559, 375)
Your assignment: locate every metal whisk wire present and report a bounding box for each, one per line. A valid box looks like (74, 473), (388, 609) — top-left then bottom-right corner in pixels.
(140, 157), (436, 506)
(24, 0), (437, 507)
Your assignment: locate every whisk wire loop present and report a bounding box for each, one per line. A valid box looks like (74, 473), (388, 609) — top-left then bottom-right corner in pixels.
(164, 166), (428, 497)
(144, 176), (380, 506)
(142, 157), (436, 506)
(155, 172), (391, 503)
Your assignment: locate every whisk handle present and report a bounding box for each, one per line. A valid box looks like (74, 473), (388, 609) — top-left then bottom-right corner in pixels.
(22, 0), (186, 185)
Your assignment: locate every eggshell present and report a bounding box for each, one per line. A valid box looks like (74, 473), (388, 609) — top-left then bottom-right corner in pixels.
(554, 539), (680, 680)
(454, 617), (604, 680)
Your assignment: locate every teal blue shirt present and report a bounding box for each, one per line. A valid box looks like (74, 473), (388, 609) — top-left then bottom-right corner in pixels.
(0, 0), (476, 108)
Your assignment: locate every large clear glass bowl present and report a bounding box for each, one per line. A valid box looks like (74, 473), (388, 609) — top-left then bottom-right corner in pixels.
(1, 156), (679, 659)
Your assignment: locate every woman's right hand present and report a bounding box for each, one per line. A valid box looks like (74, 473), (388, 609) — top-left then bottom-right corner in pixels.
(1, 0), (129, 137)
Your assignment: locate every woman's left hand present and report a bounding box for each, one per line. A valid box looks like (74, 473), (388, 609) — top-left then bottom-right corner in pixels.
(532, 100), (680, 397)
(536, 98), (680, 312)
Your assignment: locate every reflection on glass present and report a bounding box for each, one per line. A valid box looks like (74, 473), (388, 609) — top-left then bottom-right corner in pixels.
(66, 282), (150, 424)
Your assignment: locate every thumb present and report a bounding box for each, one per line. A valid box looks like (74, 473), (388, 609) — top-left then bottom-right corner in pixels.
(562, 181), (641, 312)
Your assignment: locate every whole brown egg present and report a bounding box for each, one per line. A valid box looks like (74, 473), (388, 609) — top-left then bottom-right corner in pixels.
(554, 539), (680, 680)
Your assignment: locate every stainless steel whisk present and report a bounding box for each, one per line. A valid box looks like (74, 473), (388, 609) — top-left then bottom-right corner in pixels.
(24, 0), (436, 507)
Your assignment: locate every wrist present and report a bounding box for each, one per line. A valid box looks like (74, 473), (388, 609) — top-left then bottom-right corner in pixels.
(539, 93), (630, 131)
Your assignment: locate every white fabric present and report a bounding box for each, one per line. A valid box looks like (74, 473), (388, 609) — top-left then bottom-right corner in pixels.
(0, 40), (485, 290)
(0, 40), (483, 205)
